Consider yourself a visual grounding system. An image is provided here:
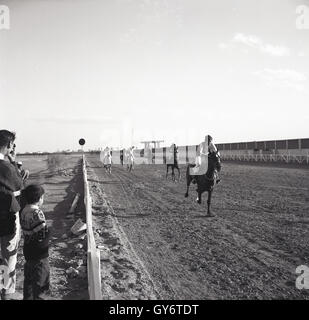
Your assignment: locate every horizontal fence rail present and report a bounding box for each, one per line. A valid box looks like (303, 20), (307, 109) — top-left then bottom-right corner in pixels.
(220, 153), (309, 164)
(82, 155), (102, 300)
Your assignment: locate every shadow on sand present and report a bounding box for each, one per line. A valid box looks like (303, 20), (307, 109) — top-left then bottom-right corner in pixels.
(43, 159), (89, 300)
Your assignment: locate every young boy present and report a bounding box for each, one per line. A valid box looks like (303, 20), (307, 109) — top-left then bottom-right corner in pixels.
(20, 184), (51, 300)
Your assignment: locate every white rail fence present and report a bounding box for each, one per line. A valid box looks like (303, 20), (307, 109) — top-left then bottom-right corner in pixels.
(82, 155), (102, 300)
(220, 153), (309, 164)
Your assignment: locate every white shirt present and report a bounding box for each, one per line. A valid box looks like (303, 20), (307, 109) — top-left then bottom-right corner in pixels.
(0, 153), (5, 160)
(103, 152), (112, 165)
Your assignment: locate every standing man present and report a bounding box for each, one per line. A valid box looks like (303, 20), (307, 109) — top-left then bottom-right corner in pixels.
(0, 130), (24, 300)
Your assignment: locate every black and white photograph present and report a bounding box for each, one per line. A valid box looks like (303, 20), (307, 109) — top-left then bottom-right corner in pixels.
(0, 0), (308, 306)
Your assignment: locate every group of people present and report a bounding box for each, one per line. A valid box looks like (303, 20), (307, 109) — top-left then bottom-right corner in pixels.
(0, 130), (50, 300)
(120, 147), (135, 171)
(103, 136), (220, 179)
(102, 146), (135, 173)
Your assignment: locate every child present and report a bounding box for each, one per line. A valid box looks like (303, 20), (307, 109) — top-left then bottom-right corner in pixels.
(20, 184), (51, 300)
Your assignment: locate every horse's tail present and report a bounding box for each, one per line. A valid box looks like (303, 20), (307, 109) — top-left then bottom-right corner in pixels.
(186, 164), (194, 186)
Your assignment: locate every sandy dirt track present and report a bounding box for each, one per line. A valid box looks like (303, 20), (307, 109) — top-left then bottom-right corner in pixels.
(86, 154), (309, 300)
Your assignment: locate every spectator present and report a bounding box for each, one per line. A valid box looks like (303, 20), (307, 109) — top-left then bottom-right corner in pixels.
(0, 130), (24, 300)
(20, 184), (51, 300)
(16, 162), (29, 181)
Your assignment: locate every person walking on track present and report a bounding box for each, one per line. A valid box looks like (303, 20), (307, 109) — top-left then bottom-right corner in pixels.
(127, 146), (135, 172)
(102, 147), (112, 174)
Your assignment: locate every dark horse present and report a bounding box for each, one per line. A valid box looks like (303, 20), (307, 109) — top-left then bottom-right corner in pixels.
(166, 144), (181, 182)
(166, 162), (181, 182)
(185, 151), (221, 216)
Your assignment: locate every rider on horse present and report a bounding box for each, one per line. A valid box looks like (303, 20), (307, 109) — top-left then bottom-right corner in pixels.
(192, 135), (221, 184)
(169, 143), (179, 165)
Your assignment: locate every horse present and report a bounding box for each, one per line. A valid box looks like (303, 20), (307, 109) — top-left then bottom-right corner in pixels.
(103, 164), (112, 174)
(166, 161), (181, 182)
(166, 144), (181, 182)
(185, 151), (221, 216)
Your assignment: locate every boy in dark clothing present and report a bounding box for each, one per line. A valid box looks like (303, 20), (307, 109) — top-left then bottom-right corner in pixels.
(20, 184), (51, 300)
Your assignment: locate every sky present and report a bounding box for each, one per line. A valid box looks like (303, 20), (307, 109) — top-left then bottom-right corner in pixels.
(0, 0), (308, 152)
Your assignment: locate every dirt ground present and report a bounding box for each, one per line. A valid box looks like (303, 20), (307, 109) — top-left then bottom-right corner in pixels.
(15, 154), (88, 300)
(86, 154), (309, 300)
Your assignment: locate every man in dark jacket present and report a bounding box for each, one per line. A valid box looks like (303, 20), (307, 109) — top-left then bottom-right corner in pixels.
(0, 130), (24, 300)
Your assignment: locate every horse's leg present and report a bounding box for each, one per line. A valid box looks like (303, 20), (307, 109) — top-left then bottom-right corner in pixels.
(185, 167), (191, 197)
(185, 182), (190, 197)
(196, 190), (202, 204)
(172, 166), (175, 182)
(207, 190), (214, 216)
(166, 165), (169, 179)
(176, 167), (181, 182)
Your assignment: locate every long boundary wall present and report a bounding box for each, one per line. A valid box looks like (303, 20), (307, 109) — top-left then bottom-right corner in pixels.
(82, 155), (102, 300)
